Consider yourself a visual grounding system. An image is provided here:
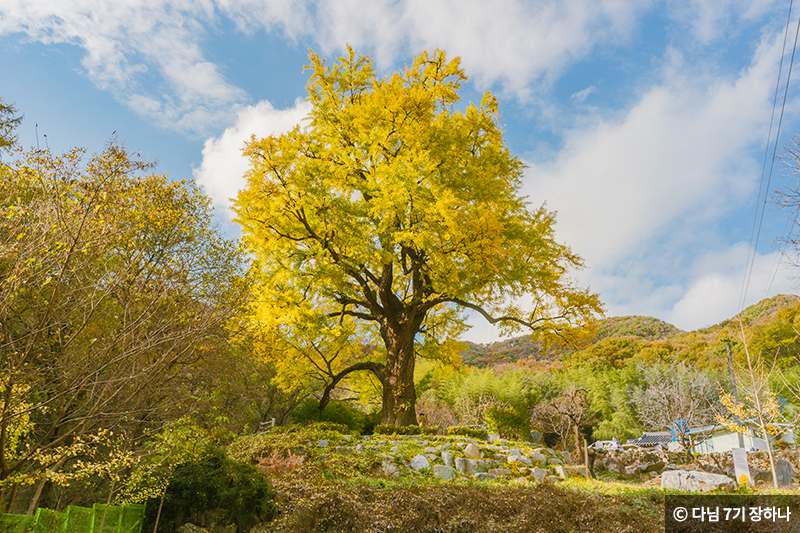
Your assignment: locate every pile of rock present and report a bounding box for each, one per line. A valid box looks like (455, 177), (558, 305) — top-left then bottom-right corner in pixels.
(362, 435), (581, 483)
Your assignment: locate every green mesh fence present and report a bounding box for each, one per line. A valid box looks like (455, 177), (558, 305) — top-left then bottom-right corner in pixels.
(0, 504), (144, 533)
(0, 514), (34, 533)
(32, 508), (65, 533)
(119, 504), (144, 533)
(65, 506), (94, 533)
(92, 505), (122, 533)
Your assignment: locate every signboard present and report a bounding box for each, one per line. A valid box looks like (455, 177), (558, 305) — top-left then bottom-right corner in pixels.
(732, 448), (752, 485)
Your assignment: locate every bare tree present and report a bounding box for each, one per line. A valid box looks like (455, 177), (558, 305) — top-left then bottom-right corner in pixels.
(531, 386), (597, 459)
(628, 363), (719, 451)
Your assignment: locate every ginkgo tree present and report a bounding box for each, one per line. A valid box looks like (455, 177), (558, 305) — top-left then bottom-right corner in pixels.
(235, 48), (603, 425)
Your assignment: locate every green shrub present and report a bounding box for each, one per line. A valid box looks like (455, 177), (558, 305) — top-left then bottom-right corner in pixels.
(484, 405), (530, 441)
(143, 447), (278, 533)
(445, 426), (489, 440)
(373, 424), (438, 436)
(290, 398), (365, 433)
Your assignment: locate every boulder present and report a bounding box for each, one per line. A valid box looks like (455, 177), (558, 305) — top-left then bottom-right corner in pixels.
(603, 456), (626, 475)
(530, 452), (547, 465)
(560, 451), (571, 464)
(473, 472), (497, 481)
(507, 455), (533, 467)
(547, 458), (563, 466)
(424, 447), (440, 454)
(442, 450), (454, 467)
(433, 465), (457, 480)
(455, 457), (491, 475)
(750, 468), (772, 483)
(509, 449), (522, 457)
(626, 462), (664, 476)
(317, 440), (329, 448)
(488, 468), (513, 477)
(532, 467), (549, 482)
(493, 453), (508, 462)
(410, 454), (431, 471)
(661, 470), (735, 492)
(177, 525), (206, 533)
(777, 459), (795, 487)
(464, 443), (483, 458)
(382, 460), (400, 477)
(455, 457), (479, 475)
(555, 465), (587, 479)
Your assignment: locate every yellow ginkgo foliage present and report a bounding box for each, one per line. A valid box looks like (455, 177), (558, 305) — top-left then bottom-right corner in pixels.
(235, 48), (603, 425)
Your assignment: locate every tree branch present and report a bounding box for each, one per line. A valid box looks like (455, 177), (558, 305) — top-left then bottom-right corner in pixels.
(318, 362), (385, 417)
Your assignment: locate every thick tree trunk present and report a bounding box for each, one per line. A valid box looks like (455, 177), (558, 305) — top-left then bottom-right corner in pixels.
(380, 323), (417, 426)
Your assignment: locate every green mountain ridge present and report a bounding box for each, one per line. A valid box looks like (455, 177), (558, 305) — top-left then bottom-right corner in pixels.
(461, 294), (800, 368)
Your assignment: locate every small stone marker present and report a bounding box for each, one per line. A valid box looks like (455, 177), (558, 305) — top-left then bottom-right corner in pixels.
(732, 448), (752, 486)
(776, 459), (795, 487)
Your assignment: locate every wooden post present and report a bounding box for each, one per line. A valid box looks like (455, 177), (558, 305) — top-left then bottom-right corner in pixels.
(584, 438), (590, 479)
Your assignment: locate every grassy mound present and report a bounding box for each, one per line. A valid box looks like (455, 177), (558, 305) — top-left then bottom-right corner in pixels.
(256, 479), (664, 533)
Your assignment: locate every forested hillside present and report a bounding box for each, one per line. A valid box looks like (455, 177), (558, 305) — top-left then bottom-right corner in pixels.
(461, 294), (798, 369)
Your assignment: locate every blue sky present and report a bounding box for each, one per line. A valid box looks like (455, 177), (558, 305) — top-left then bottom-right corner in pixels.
(2, 0), (800, 342)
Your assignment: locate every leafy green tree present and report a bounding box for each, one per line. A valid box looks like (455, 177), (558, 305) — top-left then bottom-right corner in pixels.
(235, 48), (603, 425)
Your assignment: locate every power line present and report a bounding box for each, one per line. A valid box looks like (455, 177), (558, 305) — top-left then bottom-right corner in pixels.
(740, 0), (800, 312)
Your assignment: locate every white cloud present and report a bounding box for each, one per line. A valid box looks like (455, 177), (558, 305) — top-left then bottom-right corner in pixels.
(193, 98), (311, 215)
(667, 243), (796, 329)
(0, 0), (250, 134)
(311, 0), (648, 96)
(0, 0), (651, 131)
(667, 0), (782, 44)
(571, 86), (597, 103)
(524, 33), (782, 270)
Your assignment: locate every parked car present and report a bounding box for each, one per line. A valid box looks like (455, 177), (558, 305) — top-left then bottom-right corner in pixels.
(594, 439), (624, 451)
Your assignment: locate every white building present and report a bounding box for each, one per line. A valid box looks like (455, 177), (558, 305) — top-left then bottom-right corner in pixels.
(690, 423), (795, 454)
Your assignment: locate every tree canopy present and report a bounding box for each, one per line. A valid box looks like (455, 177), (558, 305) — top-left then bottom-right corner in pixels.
(235, 48), (603, 424)
(0, 143), (245, 499)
